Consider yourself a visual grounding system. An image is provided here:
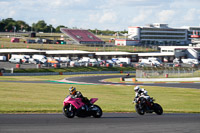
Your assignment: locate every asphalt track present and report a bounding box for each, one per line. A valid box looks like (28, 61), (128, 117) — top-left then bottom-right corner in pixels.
(1, 75), (200, 133)
(65, 75), (200, 89)
(0, 75), (200, 89)
(1, 113), (200, 133)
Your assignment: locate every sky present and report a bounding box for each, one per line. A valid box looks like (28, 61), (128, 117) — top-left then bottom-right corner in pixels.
(0, 0), (200, 31)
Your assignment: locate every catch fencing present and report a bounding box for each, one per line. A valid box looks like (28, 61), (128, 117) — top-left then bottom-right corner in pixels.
(136, 68), (200, 78)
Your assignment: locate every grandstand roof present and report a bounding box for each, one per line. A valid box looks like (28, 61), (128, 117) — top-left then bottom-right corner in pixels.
(60, 28), (105, 45)
(45, 50), (95, 55)
(0, 49), (45, 54)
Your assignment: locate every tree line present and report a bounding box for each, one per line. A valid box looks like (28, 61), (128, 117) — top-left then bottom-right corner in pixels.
(0, 18), (127, 35)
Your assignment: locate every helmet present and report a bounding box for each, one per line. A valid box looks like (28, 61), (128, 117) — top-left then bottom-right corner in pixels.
(134, 86), (140, 92)
(69, 86), (76, 95)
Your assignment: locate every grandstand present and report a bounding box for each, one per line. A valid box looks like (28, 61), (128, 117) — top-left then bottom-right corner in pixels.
(60, 28), (105, 46)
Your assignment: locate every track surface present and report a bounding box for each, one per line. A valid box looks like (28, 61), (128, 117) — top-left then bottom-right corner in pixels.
(66, 75), (200, 89)
(1, 113), (200, 133)
(0, 75), (200, 89)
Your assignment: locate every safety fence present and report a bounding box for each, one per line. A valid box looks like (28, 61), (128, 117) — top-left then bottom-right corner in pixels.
(136, 68), (200, 78)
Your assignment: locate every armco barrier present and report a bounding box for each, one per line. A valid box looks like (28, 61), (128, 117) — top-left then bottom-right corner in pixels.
(2, 71), (136, 76)
(3, 72), (59, 76)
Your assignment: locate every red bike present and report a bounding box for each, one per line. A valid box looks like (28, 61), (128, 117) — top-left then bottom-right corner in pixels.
(63, 95), (103, 118)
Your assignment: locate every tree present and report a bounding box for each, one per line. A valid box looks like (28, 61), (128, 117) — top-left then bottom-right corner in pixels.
(0, 18), (15, 32)
(0, 21), (5, 32)
(45, 24), (55, 32)
(55, 25), (67, 32)
(34, 20), (47, 32)
(16, 20), (30, 32)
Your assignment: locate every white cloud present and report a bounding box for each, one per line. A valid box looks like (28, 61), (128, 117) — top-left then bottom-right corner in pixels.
(88, 11), (117, 24)
(131, 10), (153, 24)
(157, 10), (175, 23)
(183, 8), (200, 21)
(50, 18), (57, 26)
(8, 10), (16, 17)
(89, 14), (100, 23)
(99, 11), (117, 23)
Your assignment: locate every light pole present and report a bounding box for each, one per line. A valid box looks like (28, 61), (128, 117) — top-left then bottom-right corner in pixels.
(13, 26), (16, 37)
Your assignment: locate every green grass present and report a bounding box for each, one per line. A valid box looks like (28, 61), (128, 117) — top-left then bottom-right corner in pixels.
(0, 41), (156, 52)
(0, 33), (157, 52)
(0, 81), (199, 113)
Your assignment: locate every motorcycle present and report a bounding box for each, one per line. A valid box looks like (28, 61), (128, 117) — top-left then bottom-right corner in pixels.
(134, 96), (163, 115)
(63, 95), (103, 118)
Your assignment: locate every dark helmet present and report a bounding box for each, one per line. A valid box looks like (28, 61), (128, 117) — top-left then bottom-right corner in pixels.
(69, 86), (76, 95)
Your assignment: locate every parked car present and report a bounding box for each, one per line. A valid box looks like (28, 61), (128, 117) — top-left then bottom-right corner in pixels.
(0, 56), (6, 61)
(89, 59), (99, 67)
(32, 55), (47, 64)
(29, 58), (40, 64)
(11, 54), (29, 63)
(9, 58), (22, 64)
(70, 61), (80, 67)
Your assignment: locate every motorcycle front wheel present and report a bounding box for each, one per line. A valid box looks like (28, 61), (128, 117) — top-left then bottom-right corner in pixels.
(135, 104), (145, 115)
(153, 103), (163, 115)
(63, 104), (75, 118)
(91, 105), (103, 118)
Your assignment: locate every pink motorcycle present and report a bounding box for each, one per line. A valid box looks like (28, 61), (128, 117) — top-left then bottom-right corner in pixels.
(63, 95), (103, 118)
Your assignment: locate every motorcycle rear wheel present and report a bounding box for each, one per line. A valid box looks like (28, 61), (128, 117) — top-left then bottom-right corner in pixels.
(63, 104), (75, 118)
(153, 103), (163, 115)
(92, 105), (103, 118)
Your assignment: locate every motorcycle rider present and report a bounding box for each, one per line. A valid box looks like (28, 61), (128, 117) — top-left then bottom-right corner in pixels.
(133, 86), (151, 103)
(69, 86), (91, 110)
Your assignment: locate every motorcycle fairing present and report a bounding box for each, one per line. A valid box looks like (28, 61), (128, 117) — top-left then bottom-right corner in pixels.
(90, 98), (98, 104)
(63, 96), (85, 109)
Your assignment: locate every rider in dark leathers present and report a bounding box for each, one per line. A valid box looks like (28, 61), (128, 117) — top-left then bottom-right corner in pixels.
(69, 86), (91, 110)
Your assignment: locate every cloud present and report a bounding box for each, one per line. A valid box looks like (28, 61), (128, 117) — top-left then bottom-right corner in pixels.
(50, 18), (57, 26)
(131, 10), (153, 24)
(89, 11), (117, 24)
(99, 11), (117, 23)
(157, 10), (175, 23)
(183, 8), (200, 21)
(170, 0), (200, 9)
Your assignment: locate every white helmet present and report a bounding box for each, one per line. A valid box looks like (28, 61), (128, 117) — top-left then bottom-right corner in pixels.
(134, 86), (140, 92)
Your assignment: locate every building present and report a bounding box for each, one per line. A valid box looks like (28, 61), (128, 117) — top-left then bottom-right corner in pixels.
(60, 28), (105, 46)
(128, 23), (188, 46)
(0, 49), (46, 61)
(45, 50), (95, 59)
(182, 26), (200, 45)
(159, 46), (200, 60)
(115, 39), (139, 46)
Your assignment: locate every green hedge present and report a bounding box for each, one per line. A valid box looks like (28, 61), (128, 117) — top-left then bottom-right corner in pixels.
(14, 67), (136, 73)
